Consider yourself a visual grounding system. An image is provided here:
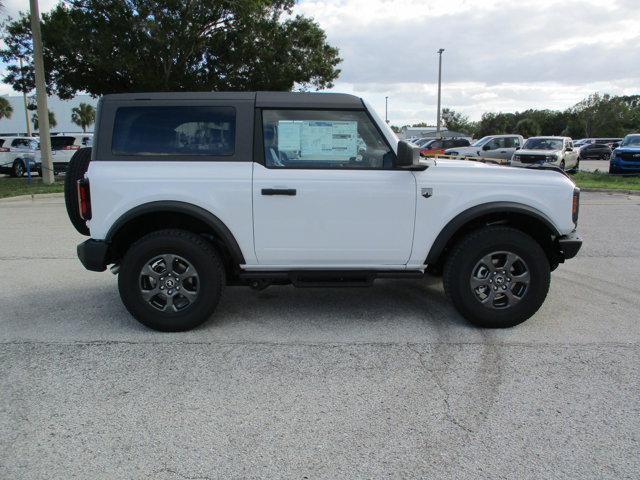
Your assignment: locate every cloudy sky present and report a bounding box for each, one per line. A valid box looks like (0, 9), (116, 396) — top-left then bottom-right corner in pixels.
(2, 0), (639, 125)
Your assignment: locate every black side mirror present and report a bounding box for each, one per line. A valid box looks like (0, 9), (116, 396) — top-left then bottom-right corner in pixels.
(395, 140), (422, 168)
(482, 144), (491, 151)
(515, 146), (521, 150)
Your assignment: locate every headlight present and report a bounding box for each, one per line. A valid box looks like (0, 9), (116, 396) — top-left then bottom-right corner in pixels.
(545, 154), (557, 161)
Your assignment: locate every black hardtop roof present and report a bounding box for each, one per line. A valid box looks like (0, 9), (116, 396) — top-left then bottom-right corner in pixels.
(100, 91), (364, 109)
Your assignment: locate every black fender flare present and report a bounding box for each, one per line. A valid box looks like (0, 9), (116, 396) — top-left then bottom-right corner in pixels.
(106, 200), (246, 264)
(425, 201), (560, 264)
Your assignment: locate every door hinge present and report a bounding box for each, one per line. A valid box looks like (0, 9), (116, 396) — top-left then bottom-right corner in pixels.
(421, 187), (433, 199)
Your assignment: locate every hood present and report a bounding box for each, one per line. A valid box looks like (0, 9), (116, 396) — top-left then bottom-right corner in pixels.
(614, 146), (640, 153)
(514, 149), (561, 156)
(425, 158), (573, 185)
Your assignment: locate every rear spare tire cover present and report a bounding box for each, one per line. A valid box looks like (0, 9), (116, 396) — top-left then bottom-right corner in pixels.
(64, 147), (92, 236)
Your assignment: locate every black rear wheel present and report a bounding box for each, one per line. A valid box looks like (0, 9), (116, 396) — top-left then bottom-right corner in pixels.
(11, 160), (25, 177)
(443, 226), (550, 328)
(118, 229), (225, 332)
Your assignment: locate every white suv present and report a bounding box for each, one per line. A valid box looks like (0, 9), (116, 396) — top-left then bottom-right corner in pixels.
(65, 92), (582, 332)
(35, 134), (93, 174)
(0, 136), (40, 177)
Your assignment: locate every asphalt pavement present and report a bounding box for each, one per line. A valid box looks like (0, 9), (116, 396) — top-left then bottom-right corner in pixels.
(1, 192), (639, 479)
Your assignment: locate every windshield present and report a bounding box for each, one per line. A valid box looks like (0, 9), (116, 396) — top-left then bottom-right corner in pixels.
(472, 136), (492, 147)
(621, 135), (640, 147)
(522, 138), (564, 150)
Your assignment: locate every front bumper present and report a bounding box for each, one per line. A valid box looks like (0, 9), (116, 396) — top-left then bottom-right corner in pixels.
(557, 231), (582, 260)
(77, 239), (109, 272)
(610, 158), (640, 173)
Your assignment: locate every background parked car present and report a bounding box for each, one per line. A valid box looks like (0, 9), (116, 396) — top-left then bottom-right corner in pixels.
(444, 134), (524, 161)
(581, 138), (622, 148)
(0, 136), (40, 177)
(36, 134), (93, 174)
(420, 138), (470, 156)
(609, 133), (640, 174)
(578, 142), (611, 160)
(510, 136), (579, 172)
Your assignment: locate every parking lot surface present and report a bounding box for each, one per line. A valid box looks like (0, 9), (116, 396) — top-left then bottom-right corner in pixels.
(1, 192), (639, 479)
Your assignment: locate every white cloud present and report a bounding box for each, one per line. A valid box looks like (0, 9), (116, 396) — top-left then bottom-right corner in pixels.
(295, 0), (640, 124)
(1, 0), (638, 126)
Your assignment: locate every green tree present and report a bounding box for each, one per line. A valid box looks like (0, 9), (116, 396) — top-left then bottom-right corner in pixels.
(475, 112), (518, 137)
(71, 102), (96, 132)
(514, 118), (541, 138)
(0, 97), (13, 120)
(411, 122), (430, 127)
(32, 110), (57, 130)
(1, 0), (341, 98)
(441, 108), (475, 135)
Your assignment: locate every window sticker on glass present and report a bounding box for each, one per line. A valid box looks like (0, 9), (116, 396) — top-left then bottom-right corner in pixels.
(277, 120), (358, 160)
(277, 121), (301, 151)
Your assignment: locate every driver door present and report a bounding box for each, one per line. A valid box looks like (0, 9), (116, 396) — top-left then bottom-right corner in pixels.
(252, 108), (417, 267)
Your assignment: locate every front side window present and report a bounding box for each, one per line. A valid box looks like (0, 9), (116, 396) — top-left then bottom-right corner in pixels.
(487, 138), (506, 149)
(112, 106), (235, 156)
(262, 109), (395, 169)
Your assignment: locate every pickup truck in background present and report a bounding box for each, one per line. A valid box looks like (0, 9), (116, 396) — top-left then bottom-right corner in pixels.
(444, 134), (524, 161)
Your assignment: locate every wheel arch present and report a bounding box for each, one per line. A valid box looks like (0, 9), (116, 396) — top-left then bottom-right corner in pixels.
(426, 202), (561, 268)
(106, 201), (245, 268)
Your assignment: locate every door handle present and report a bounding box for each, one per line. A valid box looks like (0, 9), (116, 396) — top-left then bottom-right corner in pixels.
(261, 188), (297, 196)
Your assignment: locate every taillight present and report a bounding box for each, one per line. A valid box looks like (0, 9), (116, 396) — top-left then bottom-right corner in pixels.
(77, 178), (92, 220)
(572, 188), (580, 225)
(64, 145), (81, 150)
(0, 147), (9, 152)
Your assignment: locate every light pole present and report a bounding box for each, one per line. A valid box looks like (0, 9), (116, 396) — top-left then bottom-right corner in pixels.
(385, 96), (389, 124)
(436, 48), (445, 139)
(18, 56), (32, 137)
(29, 0), (54, 184)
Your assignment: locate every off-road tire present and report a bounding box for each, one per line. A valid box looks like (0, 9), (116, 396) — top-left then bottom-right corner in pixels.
(118, 229), (225, 332)
(443, 226), (550, 328)
(64, 147), (92, 235)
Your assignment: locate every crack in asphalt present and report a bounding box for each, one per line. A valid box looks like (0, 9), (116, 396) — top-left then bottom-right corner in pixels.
(407, 345), (475, 434)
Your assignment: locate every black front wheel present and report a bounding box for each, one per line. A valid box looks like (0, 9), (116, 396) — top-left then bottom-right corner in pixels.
(118, 229), (225, 332)
(443, 226), (550, 328)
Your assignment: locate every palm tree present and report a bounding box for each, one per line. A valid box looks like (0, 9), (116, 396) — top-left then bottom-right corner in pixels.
(0, 97), (13, 120)
(32, 110), (57, 130)
(71, 102), (96, 132)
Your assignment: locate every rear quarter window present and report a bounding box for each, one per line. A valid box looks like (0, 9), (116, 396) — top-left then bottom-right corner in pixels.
(50, 136), (76, 149)
(111, 106), (235, 157)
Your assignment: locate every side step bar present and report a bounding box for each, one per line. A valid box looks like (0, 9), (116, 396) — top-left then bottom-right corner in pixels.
(236, 270), (425, 290)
